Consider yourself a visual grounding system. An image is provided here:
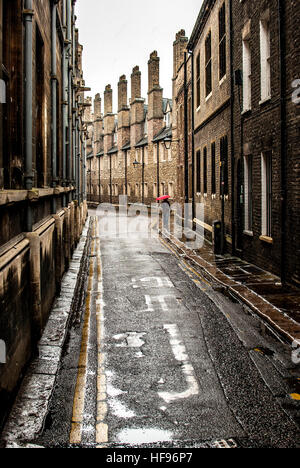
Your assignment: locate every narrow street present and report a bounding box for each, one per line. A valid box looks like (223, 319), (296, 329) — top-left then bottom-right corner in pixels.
(24, 212), (300, 449)
(1, 0), (299, 454)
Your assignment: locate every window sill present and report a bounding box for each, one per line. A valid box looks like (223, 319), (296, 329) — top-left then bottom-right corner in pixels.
(259, 235), (273, 244)
(259, 96), (271, 106)
(196, 105), (201, 113)
(241, 108), (251, 116)
(243, 230), (254, 237)
(205, 92), (212, 102)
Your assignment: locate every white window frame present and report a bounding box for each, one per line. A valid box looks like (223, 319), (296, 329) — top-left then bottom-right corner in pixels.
(260, 15), (271, 103)
(261, 151), (272, 238)
(242, 39), (251, 111)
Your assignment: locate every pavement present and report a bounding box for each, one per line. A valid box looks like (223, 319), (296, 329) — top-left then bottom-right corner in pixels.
(163, 231), (300, 346)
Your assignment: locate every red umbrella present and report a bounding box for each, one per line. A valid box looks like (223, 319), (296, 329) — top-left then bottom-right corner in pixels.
(156, 195), (170, 201)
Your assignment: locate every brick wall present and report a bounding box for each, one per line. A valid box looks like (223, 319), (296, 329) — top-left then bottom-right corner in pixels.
(232, 0), (300, 282)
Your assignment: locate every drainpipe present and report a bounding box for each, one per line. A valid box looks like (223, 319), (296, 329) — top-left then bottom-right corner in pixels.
(80, 136), (84, 203)
(278, 0), (287, 284)
(67, 0), (72, 202)
(68, 67), (72, 197)
(72, 91), (76, 200)
(142, 146), (145, 204)
(109, 155), (112, 204)
(75, 115), (79, 201)
(156, 142), (160, 198)
(184, 52), (189, 205)
(51, 0), (58, 214)
(188, 50), (195, 221)
(24, 0), (34, 232)
(98, 154), (101, 203)
(229, 0), (236, 255)
(124, 150), (128, 195)
(83, 137), (87, 201)
(62, 0), (68, 207)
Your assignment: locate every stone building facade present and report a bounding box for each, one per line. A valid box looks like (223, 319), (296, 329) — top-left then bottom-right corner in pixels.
(85, 0), (299, 286)
(86, 51), (177, 207)
(0, 0), (88, 426)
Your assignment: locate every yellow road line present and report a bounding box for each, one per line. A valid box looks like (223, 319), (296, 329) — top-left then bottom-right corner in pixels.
(160, 237), (210, 289)
(70, 221), (96, 445)
(95, 218), (108, 445)
(182, 259), (211, 287)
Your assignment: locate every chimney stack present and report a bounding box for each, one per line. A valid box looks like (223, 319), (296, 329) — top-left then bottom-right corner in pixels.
(147, 51), (163, 141)
(94, 93), (102, 119)
(130, 66), (145, 147)
(104, 84), (113, 115)
(173, 30), (188, 78)
(118, 75), (128, 112)
(118, 75), (130, 146)
(103, 85), (115, 150)
(131, 66), (141, 101)
(148, 50), (160, 92)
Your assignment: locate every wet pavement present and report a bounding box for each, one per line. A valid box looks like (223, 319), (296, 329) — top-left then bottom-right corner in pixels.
(2, 213), (300, 448)
(166, 231), (300, 343)
(193, 246), (300, 325)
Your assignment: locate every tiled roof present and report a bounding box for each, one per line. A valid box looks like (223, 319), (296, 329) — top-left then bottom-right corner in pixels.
(152, 126), (172, 143)
(122, 141), (131, 151)
(135, 136), (148, 148)
(107, 146), (118, 154)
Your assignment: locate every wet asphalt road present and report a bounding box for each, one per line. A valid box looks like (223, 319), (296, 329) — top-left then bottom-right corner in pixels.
(36, 213), (300, 448)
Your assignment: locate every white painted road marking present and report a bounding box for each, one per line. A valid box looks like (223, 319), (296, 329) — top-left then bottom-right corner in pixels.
(132, 277), (174, 289)
(158, 324), (199, 404)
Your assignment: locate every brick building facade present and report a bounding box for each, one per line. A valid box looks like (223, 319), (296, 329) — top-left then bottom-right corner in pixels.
(187, 0), (233, 249)
(176, 0), (300, 285)
(232, 0), (300, 284)
(86, 51), (177, 207)
(0, 0), (88, 425)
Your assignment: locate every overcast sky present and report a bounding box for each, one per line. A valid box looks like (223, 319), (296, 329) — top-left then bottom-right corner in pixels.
(75, 0), (202, 113)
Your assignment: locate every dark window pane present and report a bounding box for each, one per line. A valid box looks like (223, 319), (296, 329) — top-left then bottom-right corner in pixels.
(203, 147), (207, 193)
(220, 136), (228, 196)
(196, 150), (201, 193)
(211, 142), (216, 194)
(205, 32), (212, 96)
(219, 3), (227, 79)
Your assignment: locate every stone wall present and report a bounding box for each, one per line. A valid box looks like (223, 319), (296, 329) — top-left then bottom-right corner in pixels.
(0, 199), (88, 428)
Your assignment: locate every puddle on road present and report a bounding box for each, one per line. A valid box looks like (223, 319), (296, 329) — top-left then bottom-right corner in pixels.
(117, 428), (173, 445)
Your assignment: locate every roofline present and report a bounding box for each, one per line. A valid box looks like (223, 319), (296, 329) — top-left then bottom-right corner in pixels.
(107, 146), (118, 154)
(152, 126), (172, 143)
(135, 137), (148, 148)
(187, 0), (216, 50)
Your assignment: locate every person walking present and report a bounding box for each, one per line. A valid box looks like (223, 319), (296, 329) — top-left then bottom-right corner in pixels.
(156, 195), (171, 237)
